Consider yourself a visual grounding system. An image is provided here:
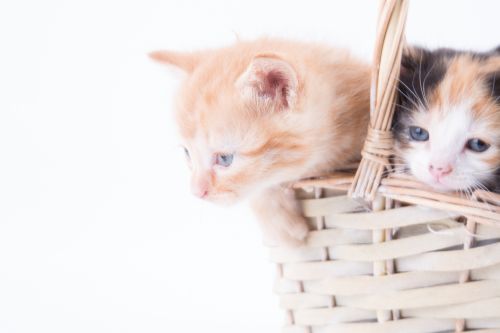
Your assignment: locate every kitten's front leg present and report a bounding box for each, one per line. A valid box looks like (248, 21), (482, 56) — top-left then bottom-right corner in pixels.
(250, 185), (309, 247)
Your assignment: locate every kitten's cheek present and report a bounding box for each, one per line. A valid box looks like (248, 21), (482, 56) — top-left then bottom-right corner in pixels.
(410, 162), (432, 184)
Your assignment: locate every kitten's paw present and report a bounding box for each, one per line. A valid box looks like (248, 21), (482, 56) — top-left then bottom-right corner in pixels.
(286, 216), (309, 242)
(251, 186), (310, 248)
(261, 213), (309, 248)
(276, 214), (309, 247)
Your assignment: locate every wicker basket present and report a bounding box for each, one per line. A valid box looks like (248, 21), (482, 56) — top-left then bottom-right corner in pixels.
(270, 1), (500, 332)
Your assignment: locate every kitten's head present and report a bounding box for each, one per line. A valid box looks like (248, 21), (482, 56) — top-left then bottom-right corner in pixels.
(150, 43), (311, 204)
(393, 46), (500, 192)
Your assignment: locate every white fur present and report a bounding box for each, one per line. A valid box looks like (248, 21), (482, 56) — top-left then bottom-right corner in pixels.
(404, 100), (496, 192)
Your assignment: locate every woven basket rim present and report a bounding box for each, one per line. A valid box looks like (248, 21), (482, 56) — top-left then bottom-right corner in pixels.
(294, 171), (500, 225)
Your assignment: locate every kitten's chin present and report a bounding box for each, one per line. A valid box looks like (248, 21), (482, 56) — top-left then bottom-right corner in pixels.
(206, 193), (240, 206)
(425, 180), (455, 192)
(422, 177), (471, 193)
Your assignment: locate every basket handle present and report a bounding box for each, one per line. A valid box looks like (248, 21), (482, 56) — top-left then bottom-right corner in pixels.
(349, 0), (409, 201)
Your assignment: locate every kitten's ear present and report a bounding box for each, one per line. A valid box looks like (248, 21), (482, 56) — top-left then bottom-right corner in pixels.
(148, 50), (202, 73)
(236, 55), (298, 111)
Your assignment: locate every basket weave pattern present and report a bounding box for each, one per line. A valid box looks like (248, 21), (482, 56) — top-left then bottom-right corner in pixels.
(270, 1), (500, 332)
(274, 175), (500, 333)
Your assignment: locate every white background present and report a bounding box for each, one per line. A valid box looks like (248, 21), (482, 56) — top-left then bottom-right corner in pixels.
(0, 1), (498, 332)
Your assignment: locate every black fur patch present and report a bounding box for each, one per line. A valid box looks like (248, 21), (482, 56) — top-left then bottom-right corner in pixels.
(392, 47), (448, 144)
(399, 47), (449, 107)
(486, 71), (500, 104)
(490, 168), (500, 193)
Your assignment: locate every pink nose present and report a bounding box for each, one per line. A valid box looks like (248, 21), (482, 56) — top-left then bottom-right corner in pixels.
(429, 164), (453, 178)
(192, 186), (209, 199)
(191, 177), (210, 199)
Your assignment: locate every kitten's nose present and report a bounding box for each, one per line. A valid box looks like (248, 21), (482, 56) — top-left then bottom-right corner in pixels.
(191, 177), (210, 199)
(429, 163), (453, 178)
(192, 188), (208, 199)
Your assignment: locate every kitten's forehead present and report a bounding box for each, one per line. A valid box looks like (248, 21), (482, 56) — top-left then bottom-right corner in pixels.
(176, 89), (242, 140)
(431, 56), (482, 107)
(431, 102), (472, 131)
(424, 54), (500, 134)
(177, 93), (264, 155)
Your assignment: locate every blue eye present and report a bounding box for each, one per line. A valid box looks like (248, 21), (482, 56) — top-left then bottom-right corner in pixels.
(409, 126), (429, 141)
(466, 138), (490, 152)
(215, 153), (234, 167)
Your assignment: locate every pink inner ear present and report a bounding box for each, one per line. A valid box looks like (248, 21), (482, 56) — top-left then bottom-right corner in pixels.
(237, 56), (298, 111)
(255, 69), (291, 108)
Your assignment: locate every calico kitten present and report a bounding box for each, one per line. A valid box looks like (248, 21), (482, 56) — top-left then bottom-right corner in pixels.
(393, 46), (500, 193)
(150, 38), (370, 245)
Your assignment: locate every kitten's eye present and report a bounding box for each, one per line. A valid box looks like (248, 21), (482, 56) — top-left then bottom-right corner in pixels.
(215, 153), (234, 167)
(183, 147), (190, 159)
(466, 138), (490, 152)
(409, 126), (429, 141)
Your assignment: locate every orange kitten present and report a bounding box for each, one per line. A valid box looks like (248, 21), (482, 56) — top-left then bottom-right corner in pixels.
(150, 38), (370, 246)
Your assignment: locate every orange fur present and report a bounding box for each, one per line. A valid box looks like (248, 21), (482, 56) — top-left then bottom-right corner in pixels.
(151, 38), (370, 245)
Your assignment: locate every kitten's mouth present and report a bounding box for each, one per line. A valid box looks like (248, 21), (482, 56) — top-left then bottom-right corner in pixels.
(426, 177), (454, 192)
(427, 176), (470, 193)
